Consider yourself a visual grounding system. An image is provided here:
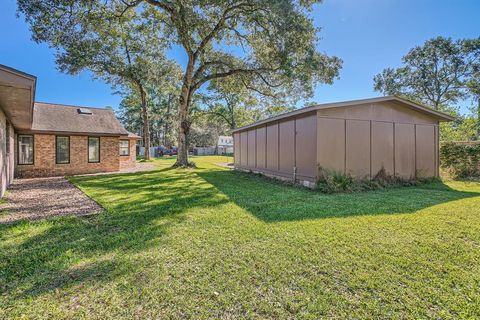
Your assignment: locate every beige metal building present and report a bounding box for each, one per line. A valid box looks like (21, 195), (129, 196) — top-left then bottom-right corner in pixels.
(232, 96), (454, 187)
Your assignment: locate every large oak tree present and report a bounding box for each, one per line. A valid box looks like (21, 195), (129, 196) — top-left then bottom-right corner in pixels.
(18, 0), (342, 166)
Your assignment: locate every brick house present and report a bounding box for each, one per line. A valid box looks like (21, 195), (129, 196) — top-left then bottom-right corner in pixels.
(0, 64), (140, 197)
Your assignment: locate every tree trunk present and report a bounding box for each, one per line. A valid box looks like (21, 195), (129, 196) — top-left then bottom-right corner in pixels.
(175, 89), (190, 166)
(477, 99), (480, 140)
(140, 85), (151, 161)
(230, 105), (236, 129)
(174, 60), (195, 167)
(164, 94), (172, 147)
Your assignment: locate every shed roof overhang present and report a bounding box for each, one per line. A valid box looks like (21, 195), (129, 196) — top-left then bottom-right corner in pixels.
(0, 64), (36, 130)
(231, 96), (456, 133)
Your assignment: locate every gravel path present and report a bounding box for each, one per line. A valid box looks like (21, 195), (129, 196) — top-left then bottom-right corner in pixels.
(0, 177), (104, 224)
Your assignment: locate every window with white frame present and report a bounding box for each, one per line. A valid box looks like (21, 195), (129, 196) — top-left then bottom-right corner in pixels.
(18, 135), (34, 164)
(88, 137), (100, 163)
(119, 140), (129, 156)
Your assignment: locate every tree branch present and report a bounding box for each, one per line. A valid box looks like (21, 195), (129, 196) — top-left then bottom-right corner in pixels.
(143, 0), (175, 14)
(117, 0), (141, 17)
(193, 2), (253, 58)
(192, 66), (279, 93)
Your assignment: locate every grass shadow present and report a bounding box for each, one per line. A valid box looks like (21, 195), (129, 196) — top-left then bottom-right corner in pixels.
(0, 167), (228, 301)
(197, 169), (480, 222)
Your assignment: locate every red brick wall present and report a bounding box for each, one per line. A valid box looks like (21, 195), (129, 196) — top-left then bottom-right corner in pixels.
(119, 138), (137, 170)
(15, 134), (134, 178)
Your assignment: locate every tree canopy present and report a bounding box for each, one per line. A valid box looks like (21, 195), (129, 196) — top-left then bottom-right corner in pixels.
(373, 36), (480, 112)
(18, 0), (342, 166)
(373, 36), (480, 141)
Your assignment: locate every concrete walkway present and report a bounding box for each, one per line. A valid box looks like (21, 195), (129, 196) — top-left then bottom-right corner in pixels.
(74, 162), (157, 177)
(0, 177), (103, 224)
(213, 162), (234, 169)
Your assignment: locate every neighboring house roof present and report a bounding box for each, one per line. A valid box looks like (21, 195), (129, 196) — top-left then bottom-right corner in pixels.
(231, 96), (455, 133)
(127, 132), (142, 139)
(29, 102), (129, 136)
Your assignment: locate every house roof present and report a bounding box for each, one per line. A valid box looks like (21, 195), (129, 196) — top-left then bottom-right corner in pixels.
(231, 96), (455, 133)
(28, 102), (129, 136)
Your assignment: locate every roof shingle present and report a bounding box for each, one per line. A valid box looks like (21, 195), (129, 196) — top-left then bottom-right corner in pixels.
(31, 102), (129, 136)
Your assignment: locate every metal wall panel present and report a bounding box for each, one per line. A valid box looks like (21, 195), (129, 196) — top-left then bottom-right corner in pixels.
(266, 123), (279, 171)
(345, 119), (370, 178)
(394, 123), (415, 178)
(247, 129), (256, 167)
(234, 100), (440, 183)
(295, 115), (317, 178)
(415, 124), (435, 177)
(317, 117), (345, 174)
(256, 126), (266, 169)
(317, 101), (438, 125)
(240, 131), (248, 167)
(233, 133), (240, 165)
(279, 120), (295, 174)
(371, 121), (394, 176)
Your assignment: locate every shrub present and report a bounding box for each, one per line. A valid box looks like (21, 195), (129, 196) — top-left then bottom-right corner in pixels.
(316, 167), (433, 194)
(317, 170), (355, 193)
(440, 142), (480, 178)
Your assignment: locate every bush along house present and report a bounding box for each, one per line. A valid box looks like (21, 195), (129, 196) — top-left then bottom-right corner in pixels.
(0, 64), (140, 197)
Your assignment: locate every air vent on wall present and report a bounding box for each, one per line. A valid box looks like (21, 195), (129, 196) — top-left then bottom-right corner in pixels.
(77, 108), (92, 115)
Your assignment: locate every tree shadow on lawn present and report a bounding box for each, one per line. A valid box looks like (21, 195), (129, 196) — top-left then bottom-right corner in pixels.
(197, 169), (480, 223)
(0, 167), (229, 301)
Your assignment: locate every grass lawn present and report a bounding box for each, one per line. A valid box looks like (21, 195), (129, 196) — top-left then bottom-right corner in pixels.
(1, 156), (480, 319)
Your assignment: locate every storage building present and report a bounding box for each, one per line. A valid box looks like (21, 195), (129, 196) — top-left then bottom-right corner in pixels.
(231, 96), (454, 188)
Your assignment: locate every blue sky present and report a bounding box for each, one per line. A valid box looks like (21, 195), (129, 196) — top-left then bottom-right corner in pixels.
(1, 0), (479, 114)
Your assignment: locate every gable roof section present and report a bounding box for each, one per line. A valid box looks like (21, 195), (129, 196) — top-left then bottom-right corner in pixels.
(231, 96), (455, 133)
(29, 102), (129, 136)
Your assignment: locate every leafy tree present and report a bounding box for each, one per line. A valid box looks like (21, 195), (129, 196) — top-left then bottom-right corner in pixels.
(17, 2), (177, 159)
(18, 0), (341, 166)
(118, 0), (341, 166)
(441, 115), (478, 141)
(465, 38), (480, 138)
(118, 84), (180, 148)
(200, 76), (298, 132)
(262, 105), (296, 118)
(200, 78), (259, 130)
(374, 37), (480, 113)
(188, 113), (226, 148)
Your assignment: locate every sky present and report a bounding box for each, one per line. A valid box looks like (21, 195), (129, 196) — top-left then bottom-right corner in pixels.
(1, 0), (479, 114)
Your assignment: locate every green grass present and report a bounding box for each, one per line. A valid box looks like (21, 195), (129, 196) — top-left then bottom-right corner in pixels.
(1, 156), (480, 319)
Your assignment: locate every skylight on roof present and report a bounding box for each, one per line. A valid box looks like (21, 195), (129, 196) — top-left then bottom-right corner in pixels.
(77, 108), (92, 115)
